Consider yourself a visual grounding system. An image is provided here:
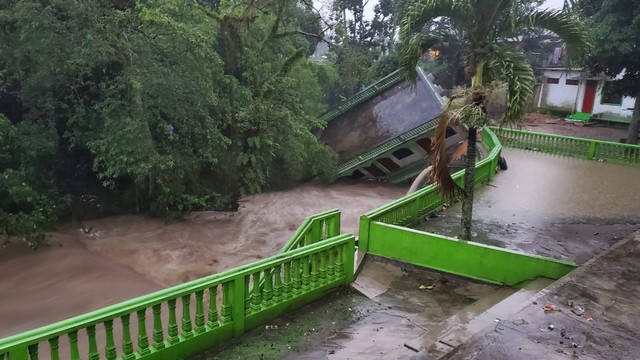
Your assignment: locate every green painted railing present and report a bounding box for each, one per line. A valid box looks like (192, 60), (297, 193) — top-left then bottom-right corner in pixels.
(358, 127), (502, 252)
(368, 223), (575, 286)
(493, 127), (640, 166)
(280, 209), (341, 253)
(357, 126), (576, 285)
(0, 234), (355, 360)
(318, 71), (403, 124)
(337, 117), (441, 177)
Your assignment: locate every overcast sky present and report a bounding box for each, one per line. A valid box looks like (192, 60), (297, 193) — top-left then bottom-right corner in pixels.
(363, 0), (566, 19)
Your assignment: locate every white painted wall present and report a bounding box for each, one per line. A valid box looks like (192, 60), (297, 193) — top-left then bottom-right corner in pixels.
(541, 69), (636, 116)
(592, 83), (635, 116)
(539, 69), (582, 111)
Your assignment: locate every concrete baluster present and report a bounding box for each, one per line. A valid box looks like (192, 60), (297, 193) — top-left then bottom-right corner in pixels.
(181, 295), (193, 339)
(220, 283), (232, 324)
(167, 299), (179, 345)
(152, 304), (165, 350)
(104, 320), (117, 360)
(195, 291), (206, 334)
(87, 325), (100, 360)
(68, 331), (80, 360)
(120, 315), (134, 360)
(48, 337), (60, 360)
(207, 286), (220, 328)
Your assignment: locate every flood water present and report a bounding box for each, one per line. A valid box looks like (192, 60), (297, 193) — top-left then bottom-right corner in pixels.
(0, 181), (406, 338)
(417, 148), (640, 263)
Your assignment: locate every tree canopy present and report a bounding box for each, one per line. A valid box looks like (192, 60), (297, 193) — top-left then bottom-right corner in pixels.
(0, 0), (338, 246)
(578, 0), (640, 143)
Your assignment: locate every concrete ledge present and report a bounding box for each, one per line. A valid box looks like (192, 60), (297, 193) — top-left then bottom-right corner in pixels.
(444, 229), (640, 360)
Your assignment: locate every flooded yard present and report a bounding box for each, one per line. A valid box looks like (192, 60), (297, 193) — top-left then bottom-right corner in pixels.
(416, 147), (640, 263)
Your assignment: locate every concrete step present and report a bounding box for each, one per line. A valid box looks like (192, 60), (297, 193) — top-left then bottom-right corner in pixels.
(386, 277), (554, 359)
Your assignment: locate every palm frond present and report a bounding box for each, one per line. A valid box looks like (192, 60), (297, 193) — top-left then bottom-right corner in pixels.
(429, 100), (462, 200)
(514, 9), (591, 67)
(400, 0), (470, 37)
(398, 33), (438, 82)
(487, 49), (535, 125)
(398, 0), (471, 82)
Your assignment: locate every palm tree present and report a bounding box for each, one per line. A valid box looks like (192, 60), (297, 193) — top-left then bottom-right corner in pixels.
(399, 0), (590, 241)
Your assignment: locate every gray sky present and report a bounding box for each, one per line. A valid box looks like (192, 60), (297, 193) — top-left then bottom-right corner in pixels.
(364, 0), (566, 19)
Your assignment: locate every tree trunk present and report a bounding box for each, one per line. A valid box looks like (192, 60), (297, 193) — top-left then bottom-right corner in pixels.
(460, 127), (477, 241)
(626, 86), (640, 144)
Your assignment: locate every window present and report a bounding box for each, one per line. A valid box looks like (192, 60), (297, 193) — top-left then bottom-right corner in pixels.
(392, 148), (414, 160)
(546, 77), (560, 84)
(566, 79), (579, 86)
(601, 82), (623, 105)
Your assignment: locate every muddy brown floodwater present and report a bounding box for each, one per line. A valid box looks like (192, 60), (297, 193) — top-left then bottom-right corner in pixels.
(416, 147), (640, 264)
(0, 181), (406, 338)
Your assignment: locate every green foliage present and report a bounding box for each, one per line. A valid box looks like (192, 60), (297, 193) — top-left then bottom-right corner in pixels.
(0, 116), (67, 248)
(0, 0), (338, 242)
(578, 0), (640, 143)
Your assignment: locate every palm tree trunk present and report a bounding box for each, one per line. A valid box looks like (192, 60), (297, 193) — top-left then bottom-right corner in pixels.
(459, 61), (484, 241)
(460, 127), (476, 241)
(625, 86), (640, 144)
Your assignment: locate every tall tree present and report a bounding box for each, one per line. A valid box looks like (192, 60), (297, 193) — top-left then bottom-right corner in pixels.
(399, 0), (589, 240)
(578, 0), (640, 144)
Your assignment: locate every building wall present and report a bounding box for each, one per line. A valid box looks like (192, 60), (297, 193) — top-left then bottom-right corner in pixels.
(539, 70), (583, 111)
(592, 83), (635, 116)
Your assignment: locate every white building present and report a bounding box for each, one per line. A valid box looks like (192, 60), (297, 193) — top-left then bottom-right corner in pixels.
(536, 68), (636, 121)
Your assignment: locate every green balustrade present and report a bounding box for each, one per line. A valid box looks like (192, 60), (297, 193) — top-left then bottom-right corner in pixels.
(280, 209), (341, 252)
(0, 235), (355, 360)
(359, 127), (502, 252)
(492, 127), (640, 166)
(318, 71), (403, 124)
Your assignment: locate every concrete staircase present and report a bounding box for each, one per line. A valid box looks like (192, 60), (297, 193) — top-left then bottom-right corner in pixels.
(385, 277), (554, 359)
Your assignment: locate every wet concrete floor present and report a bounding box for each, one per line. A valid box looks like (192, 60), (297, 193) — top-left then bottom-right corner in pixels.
(193, 257), (510, 360)
(416, 147), (640, 264)
(447, 230), (640, 360)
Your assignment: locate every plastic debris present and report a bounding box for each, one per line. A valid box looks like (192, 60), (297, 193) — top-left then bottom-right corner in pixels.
(586, 317), (593, 322)
(544, 303), (560, 312)
(265, 325), (278, 330)
(548, 324), (555, 331)
(419, 285), (435, 290)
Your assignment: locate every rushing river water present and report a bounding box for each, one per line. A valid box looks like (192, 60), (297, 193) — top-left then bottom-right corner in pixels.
(0, 181), (406, 337)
